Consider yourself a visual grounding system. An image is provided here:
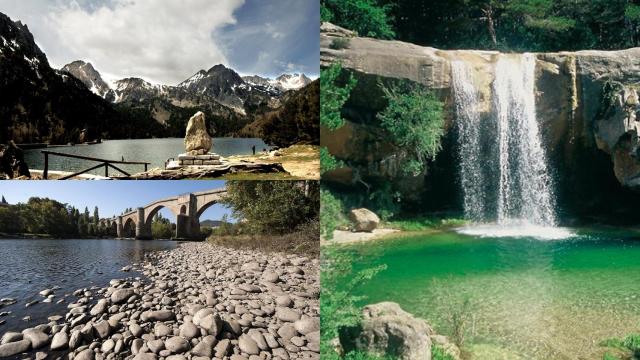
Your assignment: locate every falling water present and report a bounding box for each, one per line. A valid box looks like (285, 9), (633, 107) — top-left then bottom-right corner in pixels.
(451, 61), (486, 221)
(452, 53), (559, 230)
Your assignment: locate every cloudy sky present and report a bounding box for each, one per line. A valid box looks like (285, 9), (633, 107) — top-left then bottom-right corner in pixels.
(0, 0), (319, 84)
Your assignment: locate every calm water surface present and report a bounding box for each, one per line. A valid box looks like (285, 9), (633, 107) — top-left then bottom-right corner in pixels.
(341, 227), (640, 360)
(24, 138), (273, 175)
(0, 239), (175, 331)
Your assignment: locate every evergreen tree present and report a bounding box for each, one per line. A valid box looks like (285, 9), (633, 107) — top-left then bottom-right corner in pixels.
(93, 206), (99, 224)
(83, 207), (90, 224)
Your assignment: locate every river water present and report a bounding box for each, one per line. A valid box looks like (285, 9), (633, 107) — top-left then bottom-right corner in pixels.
(0, 239), (176, 332)
(23, 138), (273, 175)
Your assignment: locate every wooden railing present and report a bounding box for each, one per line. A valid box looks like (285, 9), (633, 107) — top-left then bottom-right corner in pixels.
(41, 151), (150, 180)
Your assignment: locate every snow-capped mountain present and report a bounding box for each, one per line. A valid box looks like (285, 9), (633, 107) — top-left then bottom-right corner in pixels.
(112, 77), (170, 103)
(274, 73), (313, 90)
(178, 65), (248, 110)
(61, 60), (114, 101)
(242, 73), (313, 92)
(61, 59), (313, 115)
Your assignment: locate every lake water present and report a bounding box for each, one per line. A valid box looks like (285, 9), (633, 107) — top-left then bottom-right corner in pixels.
(339, 227), (640, 360)
(24, 138), (273, 175)
(0, 239), (176, 332)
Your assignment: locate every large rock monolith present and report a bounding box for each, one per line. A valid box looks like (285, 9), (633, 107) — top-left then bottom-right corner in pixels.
(184, 111), (213, 155)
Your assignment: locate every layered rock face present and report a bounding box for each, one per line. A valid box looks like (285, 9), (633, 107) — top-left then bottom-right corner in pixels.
(321, 22), (640, 218)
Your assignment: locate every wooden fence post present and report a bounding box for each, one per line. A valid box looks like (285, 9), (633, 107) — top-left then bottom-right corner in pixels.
(43, 152), (49, 179)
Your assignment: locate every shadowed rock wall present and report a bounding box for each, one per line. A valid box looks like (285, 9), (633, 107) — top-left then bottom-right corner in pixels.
(321, 23), (640, 223)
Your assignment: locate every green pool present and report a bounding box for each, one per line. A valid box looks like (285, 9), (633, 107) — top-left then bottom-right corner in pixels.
(340, 226), (640, 360)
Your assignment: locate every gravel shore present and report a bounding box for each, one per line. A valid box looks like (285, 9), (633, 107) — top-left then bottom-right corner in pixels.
(0, 242), (320, 359)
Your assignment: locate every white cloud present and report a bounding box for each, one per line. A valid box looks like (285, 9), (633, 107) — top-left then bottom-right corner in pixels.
(48, 0), (245, 84)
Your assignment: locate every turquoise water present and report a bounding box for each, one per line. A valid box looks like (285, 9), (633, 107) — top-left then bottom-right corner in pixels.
(341, 227), (640, 359)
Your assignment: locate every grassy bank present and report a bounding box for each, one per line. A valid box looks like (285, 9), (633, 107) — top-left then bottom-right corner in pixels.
(207, 220), (319, 257)
(383, 216), (467, 232)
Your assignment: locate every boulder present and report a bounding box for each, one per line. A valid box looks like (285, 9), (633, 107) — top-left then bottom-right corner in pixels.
(141, 310), (175, 322)
(50, 331), (68, 350)
(165, 336), (190, 353)
(348, 208), (380, 232)
(184, 112), (213, 155)
(0, 339), (30, 357)
(110, 288), (134, 304)
(0, 141), (31, 179)
(339, 302), (434, 360)
(22, 329), (49, 349)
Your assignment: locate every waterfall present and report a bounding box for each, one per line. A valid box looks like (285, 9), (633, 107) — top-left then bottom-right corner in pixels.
(452, 61), (485, 221)
(453, 53), (558, 228)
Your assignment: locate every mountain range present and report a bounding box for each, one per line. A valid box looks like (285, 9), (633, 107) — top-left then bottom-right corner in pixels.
(62, 60), (312, 114)
(0, 11), (317, 146)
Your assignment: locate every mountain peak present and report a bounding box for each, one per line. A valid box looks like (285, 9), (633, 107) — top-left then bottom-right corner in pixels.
(62, 60), (114, 101)
(207, 64), (229, 73)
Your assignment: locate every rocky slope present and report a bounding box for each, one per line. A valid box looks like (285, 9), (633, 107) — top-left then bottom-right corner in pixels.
(64, 61), (312, 118)
(60, 58), (314, 139)
(321, 22), (640, 219)
(61, 60), (115, 101)
(0, 243), (319, 359)
(0, 13), (127, 144)
(240, 80), (319, 148)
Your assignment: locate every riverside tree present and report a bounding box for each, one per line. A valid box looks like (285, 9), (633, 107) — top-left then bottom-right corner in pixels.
(220, 181), (320, 235)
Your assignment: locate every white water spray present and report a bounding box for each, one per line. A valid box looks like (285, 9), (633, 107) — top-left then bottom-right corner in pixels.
(493, 54), (557, 226)
(451, 61), (486, 221)
(452, 54), (566, 238)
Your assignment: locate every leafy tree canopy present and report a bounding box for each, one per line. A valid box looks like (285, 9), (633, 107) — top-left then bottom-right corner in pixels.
(220, 181), (320, 235)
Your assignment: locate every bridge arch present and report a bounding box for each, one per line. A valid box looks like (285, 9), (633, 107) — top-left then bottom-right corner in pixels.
(144, 203), (181, 226)
(122, 217), (136, 238)
(118, 188), (227, 240)
(196, 200), (221, 219)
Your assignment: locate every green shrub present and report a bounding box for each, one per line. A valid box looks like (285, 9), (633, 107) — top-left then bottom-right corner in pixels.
(151, 213), (173, 239)
(330, 38), (351, 50)
(377, 81), (445, 176)
(321, 247), (386, 359)
(320, 189), (345, 239)
(321, 0), (395, 39)
(432, 345), (456, 360)
(321, 147), (343, 175)
(623, 334), (640, 353)
(220, 181), (319, 235)
(320, 63), (357, 131)
(368, 183), (401, 220)
(599, 333), (640, 359)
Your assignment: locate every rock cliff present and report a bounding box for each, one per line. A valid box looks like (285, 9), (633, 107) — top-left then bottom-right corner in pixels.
(321, 22), (640, 219)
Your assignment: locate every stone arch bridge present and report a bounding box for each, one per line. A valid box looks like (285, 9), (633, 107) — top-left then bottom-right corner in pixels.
(100, 188), (227, 240)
